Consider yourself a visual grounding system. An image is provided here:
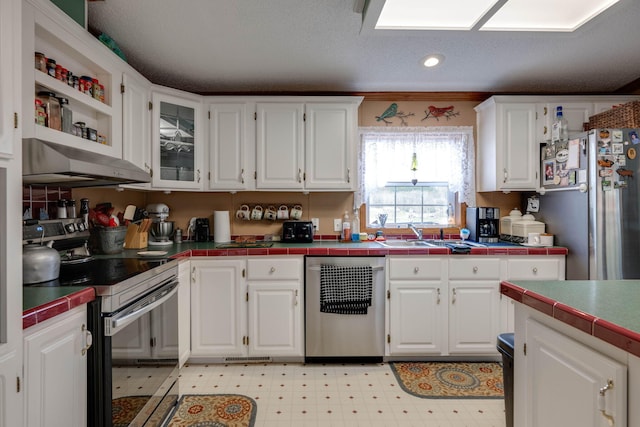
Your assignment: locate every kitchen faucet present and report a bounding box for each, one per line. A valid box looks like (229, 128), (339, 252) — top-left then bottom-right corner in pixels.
(408, 223), (423, 240)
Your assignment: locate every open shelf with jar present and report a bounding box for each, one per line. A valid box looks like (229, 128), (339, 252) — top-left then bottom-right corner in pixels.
(22, 0), (122, 159)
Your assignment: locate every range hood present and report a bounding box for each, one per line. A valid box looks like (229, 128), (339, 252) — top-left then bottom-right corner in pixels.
(23, 139), (151, 188)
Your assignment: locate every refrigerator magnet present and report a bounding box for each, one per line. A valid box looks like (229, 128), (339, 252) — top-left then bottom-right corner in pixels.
(629, 131), (640, 145)
(628, 147), (637, 159)
(614, 181), (627, 189)
(612, 130), (623, 142)
(617, 156), (626, 166)
(602, 179), (612, 191)
(599, 169), (613, 177)
(612, 143), (624, 154)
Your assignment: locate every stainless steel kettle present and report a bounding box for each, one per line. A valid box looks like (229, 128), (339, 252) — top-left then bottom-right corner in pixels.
(23, 241), (61, 284)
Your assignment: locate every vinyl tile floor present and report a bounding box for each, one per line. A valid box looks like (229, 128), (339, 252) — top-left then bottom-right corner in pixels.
(177, 362), (507, 427)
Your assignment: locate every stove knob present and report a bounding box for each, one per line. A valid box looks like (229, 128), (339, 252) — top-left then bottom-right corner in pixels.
(76, 222), (85, 231)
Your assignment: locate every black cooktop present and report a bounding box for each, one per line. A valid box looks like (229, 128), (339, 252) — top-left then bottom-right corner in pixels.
(26, 258), (169, 287)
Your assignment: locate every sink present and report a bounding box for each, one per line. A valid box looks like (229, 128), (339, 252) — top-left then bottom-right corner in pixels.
(375, 240), (437, 248)
(423, 239), (487, 248)
(375, 239), (487, 249)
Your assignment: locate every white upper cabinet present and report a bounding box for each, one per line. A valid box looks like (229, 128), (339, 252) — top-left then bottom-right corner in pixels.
(304, 102), (357, 190)
(22, 0), (122, 159)
(207, 101), (251, 191)
(476, 98), (538, 191)
(121, 71), (151, 189)
(255, 102), (305, 190)
(255, 97), (362, 191)
(0, 0), (19, 157)
(476, 95), (640, 192)
(151, 88), (204, 190)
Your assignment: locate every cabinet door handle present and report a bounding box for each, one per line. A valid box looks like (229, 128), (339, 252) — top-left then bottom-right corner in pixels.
(503, 168), (508, 183)
(347, 168), (350, 183)
(452, 288), (457, 304)
(544, 125), (548, 136)
(298, 168), (302, 183)
(192, 266), (196, 283)
(598, 379), (615, 426)
(437, 288), (441, 305)
(81, 324), (93, 356)
(294, 289), (298, 306)
(197, 169), (201, 183)
(240, 168), (245, 184)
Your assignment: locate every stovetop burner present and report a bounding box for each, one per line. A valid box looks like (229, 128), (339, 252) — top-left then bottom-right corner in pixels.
(26, 258), (170, 288)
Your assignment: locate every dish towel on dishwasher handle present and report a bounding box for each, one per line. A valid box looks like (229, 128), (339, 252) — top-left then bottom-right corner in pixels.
(320, 264), (373, 314)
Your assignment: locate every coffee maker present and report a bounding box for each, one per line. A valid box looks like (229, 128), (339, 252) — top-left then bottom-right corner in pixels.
(466, 207), (500, 243)
(146, 203), (174, 246)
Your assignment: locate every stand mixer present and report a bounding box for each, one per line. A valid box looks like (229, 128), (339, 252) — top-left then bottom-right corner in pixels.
(146, 203), (174, 246)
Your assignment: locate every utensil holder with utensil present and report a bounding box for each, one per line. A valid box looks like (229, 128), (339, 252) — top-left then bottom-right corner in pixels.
(124, 219), (150, 249)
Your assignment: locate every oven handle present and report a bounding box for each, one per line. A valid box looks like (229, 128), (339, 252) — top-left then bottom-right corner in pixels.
(105, 279), (179, 336)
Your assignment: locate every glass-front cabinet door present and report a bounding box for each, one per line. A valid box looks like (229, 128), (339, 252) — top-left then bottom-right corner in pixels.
(151, 90), (203, 189)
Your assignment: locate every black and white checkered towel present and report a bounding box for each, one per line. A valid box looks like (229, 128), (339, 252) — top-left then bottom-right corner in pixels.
(320, 264), (373, 315)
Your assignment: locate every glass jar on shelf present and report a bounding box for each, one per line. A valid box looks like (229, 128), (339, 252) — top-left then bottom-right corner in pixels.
(36, 91), (61, 131)
(57, 97), (73, 134)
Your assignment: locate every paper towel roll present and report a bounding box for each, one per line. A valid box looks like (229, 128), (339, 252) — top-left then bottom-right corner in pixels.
(213, 211), (231, 243)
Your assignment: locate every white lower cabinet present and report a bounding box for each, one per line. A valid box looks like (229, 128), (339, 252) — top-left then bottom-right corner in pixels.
(387, 256), (565, 358)
(516, 310), (627, 427)
(23, 305), (91, 427)
(448, 258), (501, 355)
(386, 257), (447, 355)
(190, 257), (303, 360)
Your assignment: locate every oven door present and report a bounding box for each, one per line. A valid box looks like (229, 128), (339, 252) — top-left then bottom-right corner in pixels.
(104, 279), (180, 427)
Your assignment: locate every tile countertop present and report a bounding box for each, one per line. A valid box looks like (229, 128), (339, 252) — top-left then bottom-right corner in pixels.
(130, 240), (569, 258)
(23, 286), (95, 330)
(501, 280), (640, 358)
(22, 240), (567, 330)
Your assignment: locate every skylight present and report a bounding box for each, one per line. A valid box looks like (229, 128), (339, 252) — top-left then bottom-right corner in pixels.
(374, 0), (620, 32)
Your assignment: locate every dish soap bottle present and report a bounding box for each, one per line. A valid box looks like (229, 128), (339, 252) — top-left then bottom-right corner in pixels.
(341, 210), (351, 241)
(352, 209), (360, 241)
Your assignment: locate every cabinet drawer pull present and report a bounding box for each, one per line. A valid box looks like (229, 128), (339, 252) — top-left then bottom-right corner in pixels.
(532, 267), (538, 274)
(270, 266), (276, 273)
(473, 266), (478, 273)
(598, 379), (615, 426)
(81, 324), (93, 356)
(414, 266), (419, 274)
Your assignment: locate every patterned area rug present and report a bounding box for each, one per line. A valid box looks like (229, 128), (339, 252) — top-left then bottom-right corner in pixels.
(112, 396), (151, 427)
(166, 394), (257, 426)
(390, 362), (504, 399)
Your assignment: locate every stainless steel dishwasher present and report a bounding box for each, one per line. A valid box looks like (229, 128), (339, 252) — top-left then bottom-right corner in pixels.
(305, 257), (385, 361)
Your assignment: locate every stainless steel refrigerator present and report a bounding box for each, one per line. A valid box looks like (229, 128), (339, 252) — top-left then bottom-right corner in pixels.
(538, 129), (640, 279)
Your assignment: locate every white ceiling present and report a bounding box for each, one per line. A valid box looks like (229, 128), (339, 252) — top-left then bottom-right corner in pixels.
(87, 0), (640, 95)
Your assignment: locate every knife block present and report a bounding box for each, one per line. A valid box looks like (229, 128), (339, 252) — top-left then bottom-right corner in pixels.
(124, 224), (148, 249)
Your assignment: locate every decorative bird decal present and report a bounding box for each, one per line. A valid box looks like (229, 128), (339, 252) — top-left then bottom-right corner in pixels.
(376, 103), (398, 124)
(375, 103), (415, 126)
(422, 105), (460, 121)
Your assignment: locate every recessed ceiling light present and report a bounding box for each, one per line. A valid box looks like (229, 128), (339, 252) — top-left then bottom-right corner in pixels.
(422, 54), (444, 68)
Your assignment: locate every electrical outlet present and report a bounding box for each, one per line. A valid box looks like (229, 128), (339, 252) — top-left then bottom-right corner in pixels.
(333, 218), (342, 232)
(311, 218), (319, 232)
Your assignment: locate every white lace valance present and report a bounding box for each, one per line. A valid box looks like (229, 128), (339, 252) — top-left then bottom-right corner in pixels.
(356, 126), (476, 208)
